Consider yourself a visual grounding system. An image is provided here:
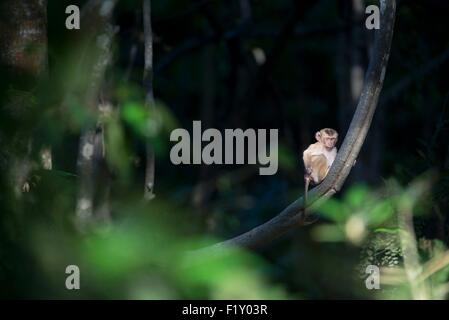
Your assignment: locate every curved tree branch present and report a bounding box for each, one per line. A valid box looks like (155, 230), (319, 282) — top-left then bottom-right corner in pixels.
(198, 0), (396, 252)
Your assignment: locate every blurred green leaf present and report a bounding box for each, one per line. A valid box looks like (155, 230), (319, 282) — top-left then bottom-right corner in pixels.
(366, 199), (396, 226)
(374, 227), (401, 234)
(344, 184), (371, 210)
(312, 197), (348, 223)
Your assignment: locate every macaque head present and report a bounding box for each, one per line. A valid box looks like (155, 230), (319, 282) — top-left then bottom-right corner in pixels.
(315, 128), (338, 150)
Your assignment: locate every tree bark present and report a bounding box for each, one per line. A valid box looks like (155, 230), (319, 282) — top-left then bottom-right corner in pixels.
(0, 1), (48, 78)
(0, 0), (48, 197)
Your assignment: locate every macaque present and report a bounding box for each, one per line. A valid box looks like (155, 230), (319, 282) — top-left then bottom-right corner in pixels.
(301, 128), (338, 222)
(303, 128), (338, 185)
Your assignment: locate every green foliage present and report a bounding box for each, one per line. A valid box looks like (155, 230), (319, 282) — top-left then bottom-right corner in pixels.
(26, 201), (288, 299)
(310, 184), (396, 245)
(308, 174), (449, 299)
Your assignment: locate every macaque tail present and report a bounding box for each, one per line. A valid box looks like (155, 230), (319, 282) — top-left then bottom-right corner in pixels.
(301, 176), (318, 226)
(304, 178), (309, 209)
(301, 177), (310, 223)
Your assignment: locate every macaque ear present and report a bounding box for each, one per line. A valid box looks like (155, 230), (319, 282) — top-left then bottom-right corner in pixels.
(315, 131), (321, 141)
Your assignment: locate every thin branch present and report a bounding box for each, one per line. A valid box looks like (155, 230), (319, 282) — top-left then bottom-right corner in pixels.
(143, 0), (156, 201)
(196, 0), (397, 252)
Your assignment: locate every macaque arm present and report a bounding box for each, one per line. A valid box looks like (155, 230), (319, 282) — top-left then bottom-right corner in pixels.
(303, 144), (318, 170)
(303, 150), (312, 170)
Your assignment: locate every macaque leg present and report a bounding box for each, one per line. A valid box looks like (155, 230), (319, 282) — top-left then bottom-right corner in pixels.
(310, 154), (328, 184)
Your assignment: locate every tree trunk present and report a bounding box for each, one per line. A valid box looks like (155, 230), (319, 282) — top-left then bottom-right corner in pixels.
(0, 0), (48, 197)
(143, 0), (156, 201)
(75, 0), (117, 227)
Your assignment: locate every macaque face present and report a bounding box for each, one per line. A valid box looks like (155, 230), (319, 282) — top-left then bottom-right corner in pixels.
(322, 133), (337, 149)
(316, 128), (338, 150)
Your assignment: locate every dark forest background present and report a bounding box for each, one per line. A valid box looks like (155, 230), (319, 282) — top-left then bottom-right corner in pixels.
(1, 0), (449, 299)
